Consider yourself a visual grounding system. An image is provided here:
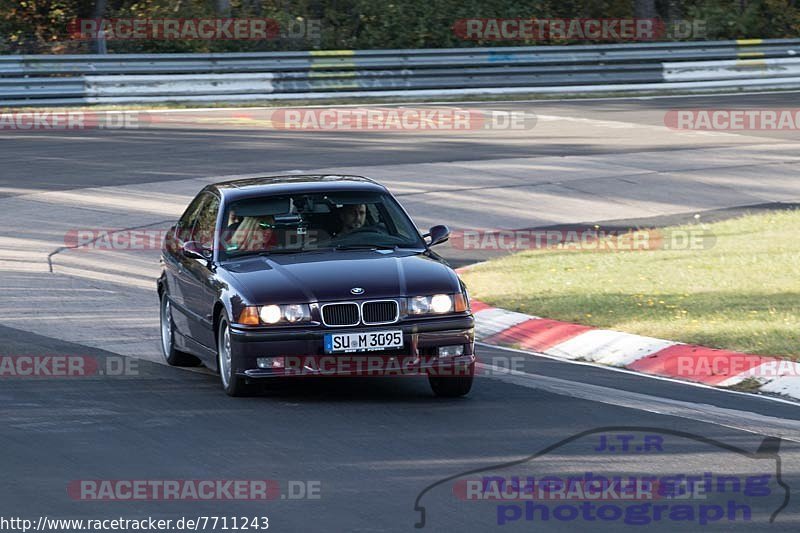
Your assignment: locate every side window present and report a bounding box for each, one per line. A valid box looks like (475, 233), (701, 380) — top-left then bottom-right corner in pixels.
(176, 194), (207, 243)
(377, 201), (411, 239)
(192, 194), (220, 250)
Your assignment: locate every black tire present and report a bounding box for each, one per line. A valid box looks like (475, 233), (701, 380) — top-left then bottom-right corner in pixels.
(216, 315), (251, 397)
(160, 293), (201, 367)
(429, 362), (475, 398)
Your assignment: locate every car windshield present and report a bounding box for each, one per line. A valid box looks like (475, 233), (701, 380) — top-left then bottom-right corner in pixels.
(220, 191), (425, 259)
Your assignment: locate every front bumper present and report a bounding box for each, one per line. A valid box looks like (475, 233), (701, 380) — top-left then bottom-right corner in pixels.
(229, 315), (475, 379)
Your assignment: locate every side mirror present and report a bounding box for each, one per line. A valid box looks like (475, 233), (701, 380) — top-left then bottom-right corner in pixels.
(182, 241), (212, 261)
(164, 225), (177, 252)
(424, 225), (450, 247)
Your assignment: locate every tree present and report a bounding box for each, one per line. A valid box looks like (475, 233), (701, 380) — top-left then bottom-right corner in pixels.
(216, 0), (231, 15)
(92, 0), (108, 53)
(634, 0), (657, 18)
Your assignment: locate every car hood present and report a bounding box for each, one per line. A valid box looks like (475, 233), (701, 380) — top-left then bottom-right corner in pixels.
(221, 250), (461, 304)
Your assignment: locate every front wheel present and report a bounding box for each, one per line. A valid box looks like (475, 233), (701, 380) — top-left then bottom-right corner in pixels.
(428, 363), (474, 397)
(217, 316), (251, 397)
(160, 293), (200, 367)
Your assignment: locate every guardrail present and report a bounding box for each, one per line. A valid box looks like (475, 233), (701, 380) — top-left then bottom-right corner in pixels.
(1, 39), (799, 106)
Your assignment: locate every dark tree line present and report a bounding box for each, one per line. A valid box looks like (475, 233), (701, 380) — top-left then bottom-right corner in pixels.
(0, 0), (797, 53)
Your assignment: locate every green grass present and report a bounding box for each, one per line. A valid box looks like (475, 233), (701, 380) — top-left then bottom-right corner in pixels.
(461, 210), (800, 359)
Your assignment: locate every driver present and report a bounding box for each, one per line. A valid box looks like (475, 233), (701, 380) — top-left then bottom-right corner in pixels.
(337, 203), (367, 236)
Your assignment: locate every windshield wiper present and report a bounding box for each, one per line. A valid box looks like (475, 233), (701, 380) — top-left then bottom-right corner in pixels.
(228, 248), (322, 259)
(334, 244), (398, 251)
(259, 248), (332, 255)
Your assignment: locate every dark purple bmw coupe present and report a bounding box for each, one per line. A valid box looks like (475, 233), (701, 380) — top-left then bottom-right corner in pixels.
(158, 175), (475, 396)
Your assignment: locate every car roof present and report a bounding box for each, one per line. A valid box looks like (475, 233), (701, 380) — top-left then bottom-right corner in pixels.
(206, 174), (388, 202)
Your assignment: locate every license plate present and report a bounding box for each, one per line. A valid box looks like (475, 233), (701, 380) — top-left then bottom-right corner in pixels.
(324, 330), (403, 354)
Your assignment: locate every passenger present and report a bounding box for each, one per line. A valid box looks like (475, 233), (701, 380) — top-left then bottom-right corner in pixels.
(229, 214), (276, 252)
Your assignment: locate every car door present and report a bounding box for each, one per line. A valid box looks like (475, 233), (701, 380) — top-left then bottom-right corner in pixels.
(180, 192), (221, 350)
(164, 193), (207, 338)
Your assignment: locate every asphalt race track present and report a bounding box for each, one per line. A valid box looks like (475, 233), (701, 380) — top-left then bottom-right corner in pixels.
(2, 92), (800, 531)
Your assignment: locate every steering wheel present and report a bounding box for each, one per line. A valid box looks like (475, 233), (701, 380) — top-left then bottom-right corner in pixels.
(342, 225), (383, 236)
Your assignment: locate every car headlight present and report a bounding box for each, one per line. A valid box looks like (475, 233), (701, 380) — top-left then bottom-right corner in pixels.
(260, 305), (283, 324)
(409, 295), (432, 315)
(430, 294), (453, 313)
(238, 304), (312, 325)
(407, 293), (468, 316)
(283, 304), (309, 323)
